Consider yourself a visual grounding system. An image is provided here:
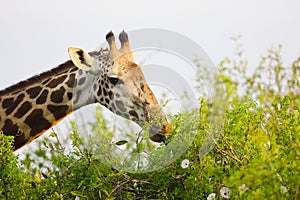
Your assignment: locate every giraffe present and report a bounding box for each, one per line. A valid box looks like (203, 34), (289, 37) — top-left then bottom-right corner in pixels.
(0, 31), (170, 151)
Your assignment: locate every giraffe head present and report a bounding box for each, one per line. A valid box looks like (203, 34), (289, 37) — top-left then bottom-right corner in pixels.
(68, 31), (170, 142)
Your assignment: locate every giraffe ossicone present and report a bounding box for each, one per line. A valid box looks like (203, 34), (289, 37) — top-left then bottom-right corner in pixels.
(0, 31), (170, 150)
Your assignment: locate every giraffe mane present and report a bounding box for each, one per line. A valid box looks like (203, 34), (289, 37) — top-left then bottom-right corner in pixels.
(0, 60), (76, 96)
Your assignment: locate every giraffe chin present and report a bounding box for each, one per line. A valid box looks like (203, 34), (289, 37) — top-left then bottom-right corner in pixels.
(149, 122), (170, 143)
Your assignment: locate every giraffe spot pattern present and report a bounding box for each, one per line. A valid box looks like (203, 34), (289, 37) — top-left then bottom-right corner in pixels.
(116, 100), (126, 112)
(103, 88), (108, 96)
(105, 98), (110, 105)
(108, 91), (114, 100)
(97, 87), (102, 96)
(73, 91), (81, 104)
(78, 77), (86, 86)
(47, 105), (69, 120)
(111, 102), (116, 111)
(5, 93), (25, 115)
(13, 132), (27, 150)
(26, 86), (43, 98)
(67, 92), (73, 100)
(93, 83), (97, 92)
(140, 84), (145, 92)
(42, 78), (51, 85)
(36, 90), (49, 104)
(129, 110), (139, 120)
(74, 79), (79, 87)
(50, 86), (66, 103)
(25, 109), (52, 137)
(66, 73), (76, 88)
(14, 101), (32, 118)
(100, 97), (104, 104)
(2, 119), (19, 136)
(0, 60), (78, 150)
(46, 75), (67, 88)
(104, 82), (109, 90)
(2, 97), (14, 109)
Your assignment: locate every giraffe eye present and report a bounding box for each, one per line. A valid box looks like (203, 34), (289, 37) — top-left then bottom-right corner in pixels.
(108, 77), (124, 85)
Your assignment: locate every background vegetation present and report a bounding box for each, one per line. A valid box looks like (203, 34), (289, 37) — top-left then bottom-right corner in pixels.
(1, 41), (299, 199)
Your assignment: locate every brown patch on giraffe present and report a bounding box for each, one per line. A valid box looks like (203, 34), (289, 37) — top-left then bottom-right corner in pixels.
(47, 105), (69, 120)
(73, 91), (81, 104)
(97, 87), (102, 96)
(93, 83), (97, 91)
(104, 82), (109, 90)
(111, 102), (116, 111)
(2, 97), (14, 109)
(78, 77), (86, 86)
(24, 109), (52, 137)
(108, 91), (114, 100)
(50, 86), (66, 103)
(129, 110), (139, 120)
(1, 120), (28, 150)
(5, 93), (25, 115)
(115, 100), (126, 112)
(26, 86), (43, 98)
(14, 101), (32, 118)
(104, 98), (110, 105)
(100, 97), (104, 104)
(67, 92), (73, 100)
(36, 90), (49, 104)
(46, 75), (68, 88)
(2, 119), (19, 136)
(66, 73), (76, 88)
(103, 88), (108, 96)
(13, 133), (27, 150)
(140, 84), (145, 92)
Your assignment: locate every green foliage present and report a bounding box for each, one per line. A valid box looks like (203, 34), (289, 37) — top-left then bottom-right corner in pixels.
(0, 133), (29, 199)
(0, 42), (299, 199)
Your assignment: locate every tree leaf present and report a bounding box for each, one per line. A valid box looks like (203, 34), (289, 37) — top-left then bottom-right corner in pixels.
(48, 132), (56, 138)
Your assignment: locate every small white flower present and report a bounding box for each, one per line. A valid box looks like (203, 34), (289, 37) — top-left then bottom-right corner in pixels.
(281, 185), (288, 194)
(220, 187), (231, 199)
(181, 159), (189, 169)
(207, 193), (216, 200)
(249, 107), (255, 112)
(238, 184), (248, 192)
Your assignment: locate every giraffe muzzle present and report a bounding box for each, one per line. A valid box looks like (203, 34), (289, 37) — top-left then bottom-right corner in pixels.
(149, 122), (170, 143)
(147, 105), (171, 143)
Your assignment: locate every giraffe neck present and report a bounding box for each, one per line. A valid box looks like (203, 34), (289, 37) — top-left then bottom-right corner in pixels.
(0, 60), (96, 150)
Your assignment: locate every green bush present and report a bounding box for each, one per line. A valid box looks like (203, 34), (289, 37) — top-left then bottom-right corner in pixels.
(0, 43), (299, 199)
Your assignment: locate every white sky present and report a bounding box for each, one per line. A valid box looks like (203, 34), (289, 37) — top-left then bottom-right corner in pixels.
(0, 0), (299, 89)
(0, 0), (299, 155)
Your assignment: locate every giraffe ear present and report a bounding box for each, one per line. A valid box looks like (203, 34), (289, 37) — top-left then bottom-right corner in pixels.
(68, 47), (95, 71)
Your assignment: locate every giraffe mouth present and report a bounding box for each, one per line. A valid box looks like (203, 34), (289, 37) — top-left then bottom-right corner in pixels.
(149, 122), (171, 143)
(145, 105), (171, 143)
